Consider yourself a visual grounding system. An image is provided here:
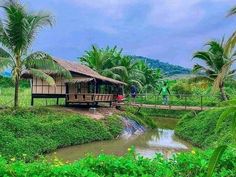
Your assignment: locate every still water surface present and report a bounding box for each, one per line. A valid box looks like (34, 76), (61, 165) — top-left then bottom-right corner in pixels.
(47, 117), (191, 162)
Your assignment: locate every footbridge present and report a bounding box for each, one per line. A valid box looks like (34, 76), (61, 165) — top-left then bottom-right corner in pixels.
(119, 94), (218, 111)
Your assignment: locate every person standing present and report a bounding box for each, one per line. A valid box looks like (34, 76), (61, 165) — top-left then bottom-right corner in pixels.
(159, 82), (171, 105)
(130, 85), (137, 103)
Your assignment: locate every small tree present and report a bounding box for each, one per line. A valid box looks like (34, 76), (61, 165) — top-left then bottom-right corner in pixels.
(0, 0), (71, 107)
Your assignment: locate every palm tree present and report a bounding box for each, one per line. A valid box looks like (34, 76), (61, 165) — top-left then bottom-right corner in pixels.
(193, 39), (236, 100)
(116, 56), (145, 90)
(80, 45), (126, 80)
(136, 60), (162, 93)
(0, 1), (71, 107)
(80, 45), (146, 90)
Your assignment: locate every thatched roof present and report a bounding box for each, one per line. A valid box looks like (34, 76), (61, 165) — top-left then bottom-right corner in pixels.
(22, 58), (126, 85)
(54, 59), (126, 85)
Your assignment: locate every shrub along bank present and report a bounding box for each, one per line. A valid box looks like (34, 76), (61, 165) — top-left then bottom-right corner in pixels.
(0, 148), (235, 177)
(122, 107), (158, 128)
(0, 107), (123, 161)
(175, 109), (233, 148)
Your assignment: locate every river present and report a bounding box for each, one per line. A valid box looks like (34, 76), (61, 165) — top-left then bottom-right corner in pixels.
(47, 117), (192, 162)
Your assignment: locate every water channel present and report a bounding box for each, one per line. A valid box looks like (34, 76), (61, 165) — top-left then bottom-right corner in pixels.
(47, 117), (192, 162)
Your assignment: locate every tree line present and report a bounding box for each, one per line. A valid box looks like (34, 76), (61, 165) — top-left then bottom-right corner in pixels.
(80, 45), (162, 93)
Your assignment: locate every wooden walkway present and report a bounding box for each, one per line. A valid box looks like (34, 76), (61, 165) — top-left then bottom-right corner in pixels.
(119, 103), (212, 111)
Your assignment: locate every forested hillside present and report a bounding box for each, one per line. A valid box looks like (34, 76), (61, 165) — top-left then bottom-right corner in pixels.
(131, 56), (191, 76)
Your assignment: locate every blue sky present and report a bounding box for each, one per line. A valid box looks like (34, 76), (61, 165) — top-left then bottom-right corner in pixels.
(21, 0), (235, 68)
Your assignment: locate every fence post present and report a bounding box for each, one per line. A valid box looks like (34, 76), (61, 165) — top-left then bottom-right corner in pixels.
(185, 95), (187, 110)
(155, 94), (157, 108)
(168, 94), (171, 109)
(201, 95), (203, 111)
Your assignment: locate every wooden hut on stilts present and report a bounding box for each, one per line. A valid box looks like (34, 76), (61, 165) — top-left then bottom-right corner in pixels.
(22, 59), (126, 106)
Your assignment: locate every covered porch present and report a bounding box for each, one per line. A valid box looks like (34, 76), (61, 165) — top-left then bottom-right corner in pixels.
(65, 76), (124, 106)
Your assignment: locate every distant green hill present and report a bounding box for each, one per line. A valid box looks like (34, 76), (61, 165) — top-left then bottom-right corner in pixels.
(130, 56), (191, 76)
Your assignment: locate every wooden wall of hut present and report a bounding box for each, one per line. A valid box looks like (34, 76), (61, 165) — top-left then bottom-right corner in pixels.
(32, 76), (66, 94)
(67, 82), (88, 94)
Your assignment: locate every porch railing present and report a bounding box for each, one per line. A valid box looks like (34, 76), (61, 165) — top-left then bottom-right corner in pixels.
(66, 93), (115, 103)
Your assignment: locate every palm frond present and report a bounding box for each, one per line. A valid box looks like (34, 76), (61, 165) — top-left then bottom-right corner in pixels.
(224, 31), (236, 57)
(110, 66), (128, 77)
(2, 0), (29, 53)
(192, 64), (215, 77)
(227, 6), (236, 17)
(0, 20), (13, 52)
(0, 47), (14, 71)
(193, 51), (214, 69)
(29, 68), (55, 85)
(213, 59), (236, 92)
(25, 12), (54, 49)
(24, 52), (72, 79)
(0, 57), (13, 71)
(129, 79), (143, 90)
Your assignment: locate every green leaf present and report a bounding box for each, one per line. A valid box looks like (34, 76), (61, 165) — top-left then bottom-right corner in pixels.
(29, 68), (55, 85)
(216, 107), (235, 132)
(207, 145), (227, 177)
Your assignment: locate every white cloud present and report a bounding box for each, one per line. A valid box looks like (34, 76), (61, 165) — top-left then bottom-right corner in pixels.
(62, 0), (233, 29)
(146, 0), (205, 29)
(69, 0), (138, 19)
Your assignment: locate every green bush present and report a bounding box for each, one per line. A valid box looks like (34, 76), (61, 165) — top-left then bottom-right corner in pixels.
(0, 148), (235, 177)
(171, 82), (193, 96)
(0, 108), (123, 161)
(103, 115), (123, 138)
(175, 109), (233, 148)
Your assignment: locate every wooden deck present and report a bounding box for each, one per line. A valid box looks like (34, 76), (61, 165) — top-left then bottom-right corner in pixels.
(119, 103), (212, 111)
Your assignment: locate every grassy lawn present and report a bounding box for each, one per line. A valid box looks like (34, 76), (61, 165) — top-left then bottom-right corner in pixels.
(0, 87), (65, 107)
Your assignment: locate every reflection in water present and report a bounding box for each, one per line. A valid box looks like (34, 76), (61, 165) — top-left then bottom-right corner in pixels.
(148, 129), (188, 149)
(47, 126), (192, 162)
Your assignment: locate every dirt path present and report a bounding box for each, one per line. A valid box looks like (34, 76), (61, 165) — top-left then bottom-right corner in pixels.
(53, 106), (122, 120)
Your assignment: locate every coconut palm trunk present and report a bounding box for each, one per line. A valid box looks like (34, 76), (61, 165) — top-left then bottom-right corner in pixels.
(219, 83), (228, 101)
(14, 75), (19, 107)
(14, 54), (21, 107)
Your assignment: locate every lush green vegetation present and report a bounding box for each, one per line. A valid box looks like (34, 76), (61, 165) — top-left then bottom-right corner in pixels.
(0, 148), (235, 177)
(176, 109), (232, 148)
(80, 45), (162, 92)
(175, 99), (236, 176)
(0, 108), (123, 161)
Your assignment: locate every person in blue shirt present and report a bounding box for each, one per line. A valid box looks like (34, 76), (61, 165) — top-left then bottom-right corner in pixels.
(130, 85), (137, 103)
